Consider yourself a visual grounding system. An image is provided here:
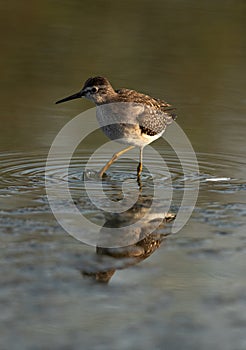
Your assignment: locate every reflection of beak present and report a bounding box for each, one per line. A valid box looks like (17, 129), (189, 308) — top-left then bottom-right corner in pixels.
(55, 90), (84, 104)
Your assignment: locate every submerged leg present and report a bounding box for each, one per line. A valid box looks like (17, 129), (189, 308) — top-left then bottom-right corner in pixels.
(137, 147), (143, 178)
(137, 147), (143, 189)
(98, 145), (135, 178)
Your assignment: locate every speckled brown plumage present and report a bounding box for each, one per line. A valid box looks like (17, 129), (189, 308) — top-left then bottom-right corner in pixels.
(56, 76), (177, 179)
(81, 77), (176, 137)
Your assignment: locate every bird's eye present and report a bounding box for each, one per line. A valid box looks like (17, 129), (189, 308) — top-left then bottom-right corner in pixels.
(91, 87), (98, 93)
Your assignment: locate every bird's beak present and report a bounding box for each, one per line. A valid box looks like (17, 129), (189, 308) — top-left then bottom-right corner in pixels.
(55, 90), (84, 104)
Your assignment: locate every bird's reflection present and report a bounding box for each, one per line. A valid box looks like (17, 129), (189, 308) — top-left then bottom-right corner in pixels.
(80, 178), (175, 283)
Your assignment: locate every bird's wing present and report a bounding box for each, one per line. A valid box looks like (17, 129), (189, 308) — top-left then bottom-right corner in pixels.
(115, 88), (177, 135)
(116, 88), (176, 117)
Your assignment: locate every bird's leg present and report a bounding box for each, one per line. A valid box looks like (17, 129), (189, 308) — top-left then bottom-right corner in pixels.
(137, 147), (143, 178)
(98, 145), (135, 178)
(137, 147), (143, 190)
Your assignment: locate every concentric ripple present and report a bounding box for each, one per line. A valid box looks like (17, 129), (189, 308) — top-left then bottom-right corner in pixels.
(0, 149), (245, 234)
(0, 151), (48, 188)
(0, 149), (245, 197)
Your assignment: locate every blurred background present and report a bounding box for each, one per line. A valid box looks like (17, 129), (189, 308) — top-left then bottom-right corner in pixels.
(0, 0), (245, 155)
(0, 1), (246, 349)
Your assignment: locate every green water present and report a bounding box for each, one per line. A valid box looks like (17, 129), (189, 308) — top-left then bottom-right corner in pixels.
(0, 1), (246, 349)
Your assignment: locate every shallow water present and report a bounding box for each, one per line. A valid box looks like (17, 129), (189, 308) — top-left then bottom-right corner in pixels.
(1, 1), (246, 349)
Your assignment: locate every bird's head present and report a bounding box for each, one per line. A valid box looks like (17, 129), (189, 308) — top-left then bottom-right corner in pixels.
(56, 76), (116, 105)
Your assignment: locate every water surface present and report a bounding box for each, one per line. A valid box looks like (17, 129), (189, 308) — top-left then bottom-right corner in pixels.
(0, 1), (246, 349)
